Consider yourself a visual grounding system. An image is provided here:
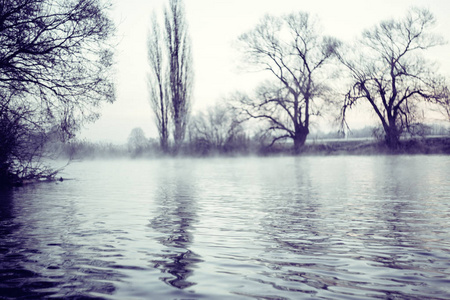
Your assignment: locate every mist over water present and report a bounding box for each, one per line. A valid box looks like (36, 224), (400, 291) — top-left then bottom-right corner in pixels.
(1, 156), (449, 299)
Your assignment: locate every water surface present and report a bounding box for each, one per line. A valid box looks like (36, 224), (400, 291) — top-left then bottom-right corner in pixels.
(1, 156), (449, 299)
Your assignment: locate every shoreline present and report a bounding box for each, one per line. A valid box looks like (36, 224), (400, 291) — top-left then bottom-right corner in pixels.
(58, 136), (450, 160)
(298, 136), (450, 156)
(249, 136), (450, 157)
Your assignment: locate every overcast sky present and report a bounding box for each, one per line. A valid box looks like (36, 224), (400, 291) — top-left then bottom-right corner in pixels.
(80, 0), (450, 144)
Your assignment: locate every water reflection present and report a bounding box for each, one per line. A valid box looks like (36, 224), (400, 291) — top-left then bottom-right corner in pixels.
(1, 157), (449, 299)
(0, 185), (123, 299)
(148, 163), (202, 289)
(0, 189), (47, 299)
(254, 159), (349, 297)
(249, 156), (450, 299)
(0, 188), (15, 235)
(360, 158), (449, 284)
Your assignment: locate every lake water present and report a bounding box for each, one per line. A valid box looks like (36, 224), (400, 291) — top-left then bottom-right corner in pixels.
(0, 155), (449, 299)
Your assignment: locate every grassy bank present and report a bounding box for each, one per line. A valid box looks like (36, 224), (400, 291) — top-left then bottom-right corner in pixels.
(300, 136), (450, 156)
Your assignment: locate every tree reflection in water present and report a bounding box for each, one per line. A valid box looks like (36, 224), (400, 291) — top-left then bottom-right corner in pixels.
(148, 169), (202, 289)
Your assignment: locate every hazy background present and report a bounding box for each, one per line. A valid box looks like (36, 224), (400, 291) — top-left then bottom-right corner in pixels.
(80, 0), (450, 144)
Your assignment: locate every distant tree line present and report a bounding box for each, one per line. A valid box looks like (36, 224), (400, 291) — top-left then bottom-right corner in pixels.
(147, 3), (450, 155)
(59, 121), (450, 159)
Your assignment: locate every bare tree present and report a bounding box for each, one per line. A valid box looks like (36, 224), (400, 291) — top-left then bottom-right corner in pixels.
(0, 0), (115, 185)
(189, 104), (244, 153)
(236, 12), (340, 152)
(438, 87), (450, 123)
(147, 0), (193, 154)
(165, 0), (193, 153)
(148, 13), (169, 153)
(127, 127), (148, 156)
(339, 7), (448, 149)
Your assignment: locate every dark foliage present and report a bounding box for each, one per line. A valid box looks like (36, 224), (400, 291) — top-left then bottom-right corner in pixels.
(0, 0), (115, 185)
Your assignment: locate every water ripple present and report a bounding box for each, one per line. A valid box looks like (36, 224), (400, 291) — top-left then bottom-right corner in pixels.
(0, 156), (449, 299)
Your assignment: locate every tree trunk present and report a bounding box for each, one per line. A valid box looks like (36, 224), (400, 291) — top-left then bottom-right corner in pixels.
(293, 127), (309, 153)
(173, 117), (183, 154)
(384, 122), (401, 149)
(160, 134), (169, 153)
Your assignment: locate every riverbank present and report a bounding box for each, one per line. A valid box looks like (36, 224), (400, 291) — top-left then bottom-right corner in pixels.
(299, 136), (450, 155)
(56, 136), (450, 160)
(3, 136), (448, 188)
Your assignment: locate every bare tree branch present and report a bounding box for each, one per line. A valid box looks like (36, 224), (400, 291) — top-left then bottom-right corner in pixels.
(339, 7), (448, 148)
(236, 12), (340, 151)
(0, 0), (115, 185)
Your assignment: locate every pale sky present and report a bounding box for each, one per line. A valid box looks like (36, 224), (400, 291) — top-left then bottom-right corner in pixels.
(80, 0), (450, 144)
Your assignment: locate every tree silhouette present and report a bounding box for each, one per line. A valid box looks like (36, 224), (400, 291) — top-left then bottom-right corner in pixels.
(148, 0), (193, 154)
(339, 7), (448, 149)
(0, 0), (115, 184)
(236, 12), (340, 152)
(189, 104), (244, 154)
(148, 13), (169, 153)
